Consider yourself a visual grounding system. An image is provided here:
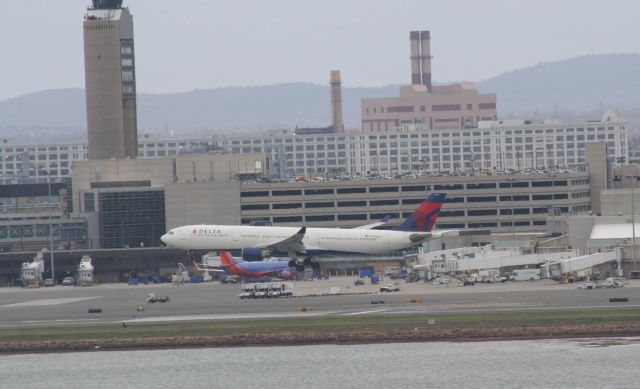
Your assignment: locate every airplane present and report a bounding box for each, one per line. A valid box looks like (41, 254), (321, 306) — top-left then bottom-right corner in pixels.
(161, 192), (448, 269)
(194, 251), (297, 280)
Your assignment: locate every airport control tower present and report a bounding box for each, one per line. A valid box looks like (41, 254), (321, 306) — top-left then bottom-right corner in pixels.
(83, 0), (138, 160)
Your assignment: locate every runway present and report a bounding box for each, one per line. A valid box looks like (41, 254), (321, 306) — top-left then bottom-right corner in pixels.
(0, 278), (638, 328)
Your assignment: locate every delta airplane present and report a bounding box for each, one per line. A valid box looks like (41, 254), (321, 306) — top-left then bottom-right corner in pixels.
(161, 193), (448, 268)
(194, 251), (297, 280)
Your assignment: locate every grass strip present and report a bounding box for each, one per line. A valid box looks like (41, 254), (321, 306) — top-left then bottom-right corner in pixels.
(2, 307), (640, 343)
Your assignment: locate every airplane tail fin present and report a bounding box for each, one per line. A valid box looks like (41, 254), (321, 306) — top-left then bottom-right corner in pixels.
(392, 192), (446, 232)
(219, 251), (241, 267)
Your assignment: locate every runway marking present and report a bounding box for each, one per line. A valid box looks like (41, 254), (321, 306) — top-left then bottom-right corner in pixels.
(21, 319), (101, 324)
(342, 309), (391, 316)
(1, 297), (99, 308)
(126, 311), (334, 323)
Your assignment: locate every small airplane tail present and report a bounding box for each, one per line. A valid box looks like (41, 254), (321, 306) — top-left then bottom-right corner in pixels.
(219, 251), (241, 267)
(393, 192), (446, 232)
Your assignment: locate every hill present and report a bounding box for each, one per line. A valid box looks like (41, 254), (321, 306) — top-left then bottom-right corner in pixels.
(1, 54), (638, 142)
(477, 53), (640, 116)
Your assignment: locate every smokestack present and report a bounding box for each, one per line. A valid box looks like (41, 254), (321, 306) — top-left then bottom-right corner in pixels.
(409, 31), (421, 85)
(330, 70), (344, 134)
(420, 30), (432, 92)
(409, 30), (432, 93)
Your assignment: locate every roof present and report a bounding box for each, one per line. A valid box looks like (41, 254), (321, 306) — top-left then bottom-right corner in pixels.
(590, 223), (640, 240)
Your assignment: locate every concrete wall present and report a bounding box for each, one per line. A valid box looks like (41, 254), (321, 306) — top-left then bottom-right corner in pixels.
(164, 181), (241, 229)
(586, 142), (609, 215)
(601, 188), (640, 216)
(71, 154), (266, 214)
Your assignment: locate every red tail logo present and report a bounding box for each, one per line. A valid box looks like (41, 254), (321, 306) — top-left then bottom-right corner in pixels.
(219, 251), (235, 267)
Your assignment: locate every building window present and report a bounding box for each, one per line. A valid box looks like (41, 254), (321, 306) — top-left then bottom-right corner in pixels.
(273, 216), (303, 223)
(467, 209), (497, 216)
(370, 199), (399, 206)
(272, 203), (302, 209)
(305, 188), (334, 195)
(305, 202), (335, 208)
(241, 204), (269, 210)
(337, 187), (366, 194)
(306, 215), (335, 222)
(84, 192), (95, 212)
(337, 214), (367, 221)
(240, 191), (269, 198)
(272, 190), (302, 196)
(369, 186), (399, 193)
(337, 201), (367, 207)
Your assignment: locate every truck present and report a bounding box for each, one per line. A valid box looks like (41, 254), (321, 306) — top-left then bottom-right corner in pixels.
(239, 281), (294, 299)
(267, 282), (294, 298)
(509, 268), (541, 281)
(477, 269), (501, 283)
(238, 284), (255, 299)
(253, 283), (270, 298)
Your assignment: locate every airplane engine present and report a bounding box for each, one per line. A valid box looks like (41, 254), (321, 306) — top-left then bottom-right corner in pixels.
(242, 247), (271, 261)
(279, 270), (292, 280)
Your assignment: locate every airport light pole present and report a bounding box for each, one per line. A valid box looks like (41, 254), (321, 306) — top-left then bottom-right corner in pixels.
(627, 175), (638, 274)
(47, 174), (55, 283)
(506, 177), (515, 241)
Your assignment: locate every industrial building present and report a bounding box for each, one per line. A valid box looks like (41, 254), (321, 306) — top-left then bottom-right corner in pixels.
(83, 0), (138, 159)
(360, 30), (497, 131)
(0, 112), (625, 183)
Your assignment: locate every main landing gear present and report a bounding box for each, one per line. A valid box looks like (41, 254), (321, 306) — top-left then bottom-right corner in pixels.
(288, 257), (320, 271)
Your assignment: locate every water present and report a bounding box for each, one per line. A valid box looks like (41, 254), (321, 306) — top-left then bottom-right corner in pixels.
(1, 338), (639, 389)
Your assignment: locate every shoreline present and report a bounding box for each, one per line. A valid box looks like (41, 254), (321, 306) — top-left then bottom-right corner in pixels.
(3, 323), (640, 354)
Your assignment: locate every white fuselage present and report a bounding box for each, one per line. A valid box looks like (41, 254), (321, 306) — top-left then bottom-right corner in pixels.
(161, 225), (422, 254)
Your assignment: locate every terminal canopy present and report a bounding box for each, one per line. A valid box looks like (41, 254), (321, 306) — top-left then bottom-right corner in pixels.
(91, 0), (123, 9)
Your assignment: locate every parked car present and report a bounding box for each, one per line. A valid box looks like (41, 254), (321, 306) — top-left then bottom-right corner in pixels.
(146, 293), (170, 303)
(62, 276), (75, 286)
(220, 275), (241, 284)
(379, 284), (400, 292)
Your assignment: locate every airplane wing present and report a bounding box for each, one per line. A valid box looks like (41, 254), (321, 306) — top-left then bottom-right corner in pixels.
(408, 232), (433, 243)
(354, 215), (390, 230)
(411, 228), (490, 242)
(260, 227), (307, 254)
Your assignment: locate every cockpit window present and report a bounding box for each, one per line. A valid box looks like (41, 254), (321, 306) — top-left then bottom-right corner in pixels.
(168, 231), (174, 235)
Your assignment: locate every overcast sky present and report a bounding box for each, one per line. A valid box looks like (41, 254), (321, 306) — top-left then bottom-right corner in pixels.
(1, 0), (638, 102)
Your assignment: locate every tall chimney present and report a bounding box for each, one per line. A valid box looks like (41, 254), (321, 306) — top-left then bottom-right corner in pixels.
(409, 30), (432, 92)
(330, 70), (344, 134)
(409, 31), (421, 85)
(419, 30), (432, 92)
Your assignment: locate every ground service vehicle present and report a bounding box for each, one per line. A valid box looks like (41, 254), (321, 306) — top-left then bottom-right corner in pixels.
(509, 269), (541, 281)
(145, 293), (170, 303)
(239, 282), (294, 299)
(380, 284), (400, 292)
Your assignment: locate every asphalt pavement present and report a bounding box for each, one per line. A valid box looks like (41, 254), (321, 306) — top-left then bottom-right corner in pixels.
(0, 278), (638, 328)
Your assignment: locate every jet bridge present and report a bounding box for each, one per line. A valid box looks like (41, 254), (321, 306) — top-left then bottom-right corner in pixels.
(541, 249), (621, 279)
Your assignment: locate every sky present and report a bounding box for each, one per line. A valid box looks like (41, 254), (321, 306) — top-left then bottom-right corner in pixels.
(1, 0), (639, 102)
